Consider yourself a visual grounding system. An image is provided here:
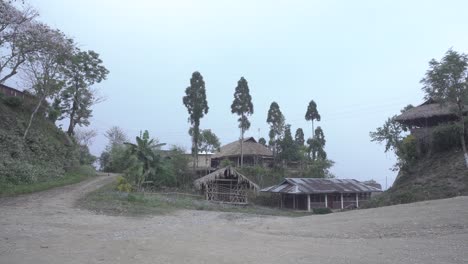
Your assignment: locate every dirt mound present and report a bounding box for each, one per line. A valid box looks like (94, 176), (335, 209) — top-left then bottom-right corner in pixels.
(368, 150), (468, 206)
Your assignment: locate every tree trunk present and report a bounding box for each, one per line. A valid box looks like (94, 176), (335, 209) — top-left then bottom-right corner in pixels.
(459, 110), (468, 168)
(312, 120), (315, 139)
(240, 127), (244, 168)
(23, 95), (45, 139)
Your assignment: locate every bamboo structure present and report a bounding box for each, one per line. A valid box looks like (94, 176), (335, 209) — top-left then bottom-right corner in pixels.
(194, 166), (259, 205)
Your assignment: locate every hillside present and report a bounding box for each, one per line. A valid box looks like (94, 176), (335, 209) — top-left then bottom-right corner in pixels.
(367, 149), (468, 207)
(0, 95), (82, 191)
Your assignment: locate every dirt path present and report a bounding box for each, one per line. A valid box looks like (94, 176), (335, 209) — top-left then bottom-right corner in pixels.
(1, 176), (467, 264)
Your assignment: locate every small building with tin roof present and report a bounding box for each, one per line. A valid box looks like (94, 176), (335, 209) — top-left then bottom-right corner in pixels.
(261, 178), (382, 211)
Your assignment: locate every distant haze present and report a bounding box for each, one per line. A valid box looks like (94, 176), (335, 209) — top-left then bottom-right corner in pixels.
(16, 0), (468, 189)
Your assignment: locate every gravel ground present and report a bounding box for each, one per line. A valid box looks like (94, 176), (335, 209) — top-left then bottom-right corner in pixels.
(0, 175), (467, 264)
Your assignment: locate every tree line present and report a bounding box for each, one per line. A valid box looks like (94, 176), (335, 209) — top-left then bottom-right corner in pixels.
(182, 71), (334, 177)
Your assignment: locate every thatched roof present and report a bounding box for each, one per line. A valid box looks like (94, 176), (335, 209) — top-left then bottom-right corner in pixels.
(194, 166), (259, 191)
(395, 98), (468, 126)
(211, 137), (273, 159)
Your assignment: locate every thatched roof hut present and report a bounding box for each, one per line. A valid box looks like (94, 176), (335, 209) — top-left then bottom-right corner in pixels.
(395, 98), (468, 127)
(194, 166), (259, 204)
(211, 137), (273, 167)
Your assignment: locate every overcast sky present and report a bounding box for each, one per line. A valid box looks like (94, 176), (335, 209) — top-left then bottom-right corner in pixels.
(18, 0), (468, 189)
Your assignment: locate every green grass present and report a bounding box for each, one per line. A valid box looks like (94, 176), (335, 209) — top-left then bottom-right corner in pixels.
(0, 165), (97, 197)
(79, 182), (313, 217)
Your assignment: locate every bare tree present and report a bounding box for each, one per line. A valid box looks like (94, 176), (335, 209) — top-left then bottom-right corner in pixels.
(74, 128), (98, 148)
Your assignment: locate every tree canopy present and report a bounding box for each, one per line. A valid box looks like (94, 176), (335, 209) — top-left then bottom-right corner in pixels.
(231, 77), (253, 167)
(183, 71), (209, 167)
(305, 100), (320, 137)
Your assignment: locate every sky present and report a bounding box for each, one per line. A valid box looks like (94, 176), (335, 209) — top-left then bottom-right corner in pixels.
(13, 0), (468, 189)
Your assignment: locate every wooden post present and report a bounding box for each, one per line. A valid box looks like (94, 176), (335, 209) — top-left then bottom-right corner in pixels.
(307, 194), (311, 212)
(293, 195), (296, 209)
(340, 193), (344, 209)
(324, 194), (328, 208)
(356, 193), (359, 208)
(280, 194), (283, 208)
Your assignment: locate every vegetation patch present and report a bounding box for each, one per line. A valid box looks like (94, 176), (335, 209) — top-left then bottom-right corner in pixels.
(79, 182), (314, 217)
(0, 165), (96, 197)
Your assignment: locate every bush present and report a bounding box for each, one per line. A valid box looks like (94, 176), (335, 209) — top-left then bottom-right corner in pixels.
(432, 123), (461, 152)
(116, 176), (132, 192)
(397, 135), (419, 169)
(313, 208), (332, 214)
(4, 96), (23, 107)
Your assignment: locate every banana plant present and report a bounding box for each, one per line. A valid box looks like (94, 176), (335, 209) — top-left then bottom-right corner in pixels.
(124, 130), (165, 190)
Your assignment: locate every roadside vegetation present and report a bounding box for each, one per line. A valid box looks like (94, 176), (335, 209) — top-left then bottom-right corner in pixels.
(0, 165), (96, 197)
(79, 181), (314, 217)
(0, 2), (107, 196)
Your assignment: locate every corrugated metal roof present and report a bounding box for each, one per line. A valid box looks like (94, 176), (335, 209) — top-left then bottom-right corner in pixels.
(261, 178), (382, 194)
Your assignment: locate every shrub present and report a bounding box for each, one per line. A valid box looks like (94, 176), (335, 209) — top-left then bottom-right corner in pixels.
(397, 135), (419, 169)
(313, 208), (332, 214)
(116, 176), (132, 192)
(4, 96), (23, 107)
(431, 123), (461, 152)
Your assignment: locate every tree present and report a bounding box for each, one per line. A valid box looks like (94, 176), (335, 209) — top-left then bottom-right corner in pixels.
(74, 128), (98, 165)
(307, 126), (327, 161)
(198, 129), (220, 172)
(305, 100), (321, 138)
(369, 116), (405, 153)
(258, 137), (267, 146)
(279, 124), (301, 162)
(0, 2), (41, 84)
(21, 26), (72, 139)
(124, 130), (165, 190)
(295, 128), (305, 146)
(421, 49), (468, 168)
(266, 102), (285, 159)
(182, 71), (209, 168)
(61, 49), (109, 136)
(105, 126), (128, 147)
(231, 77), (254, 167)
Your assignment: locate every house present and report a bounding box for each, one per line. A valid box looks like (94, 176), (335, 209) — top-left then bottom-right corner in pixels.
(210, 137), (273, 168)
(194, 166), (259, 204)
(0, 84), (27, 98)
(396, 98), (468, 140)
(261, 178), (382, 211)
(395, 98), (467, 128)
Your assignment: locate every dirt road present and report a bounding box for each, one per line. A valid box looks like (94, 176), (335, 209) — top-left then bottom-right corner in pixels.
(1, 175), (467, 264)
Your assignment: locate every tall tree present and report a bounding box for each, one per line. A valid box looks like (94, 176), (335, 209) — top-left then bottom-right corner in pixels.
(61, 49), (109, 136)
(231, 77), (253, 167)
(22, 26), (72, 139)
(295, 128), (305, 146)
(0, 2), (41, 84)
(266, 101), (285, 159)
(421, 49), (468, 168)
(305, 100), (321, 138)
(308, 126), (327, 161)
(279, 124), (301, 162)
(182, 71), (209, 168)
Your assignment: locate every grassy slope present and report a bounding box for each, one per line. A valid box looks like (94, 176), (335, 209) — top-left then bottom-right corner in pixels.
(0, 97), (92, 196)
(0, 165), (96, 197)
(78, 182), (314, 217)
(366, 150), (468, 207)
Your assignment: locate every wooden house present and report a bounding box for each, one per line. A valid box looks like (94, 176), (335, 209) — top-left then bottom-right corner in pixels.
(210, 137), (273, 168)
(194, 166), (259, 204)
(261, 178), (382, 211)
